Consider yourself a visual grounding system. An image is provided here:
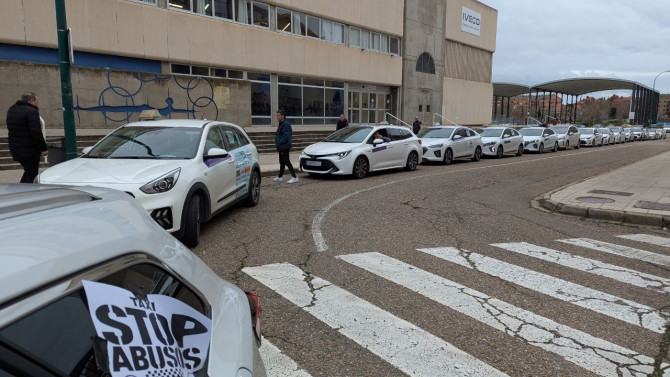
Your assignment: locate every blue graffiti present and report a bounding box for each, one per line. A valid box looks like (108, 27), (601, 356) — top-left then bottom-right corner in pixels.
(74, 71), (219, 125)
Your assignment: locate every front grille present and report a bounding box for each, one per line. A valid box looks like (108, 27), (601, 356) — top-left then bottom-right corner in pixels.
(524, 141), (530, 147)
(433, 149), (441, 158)
(151, 207), (173, 229)
(300, 159), (338, 172)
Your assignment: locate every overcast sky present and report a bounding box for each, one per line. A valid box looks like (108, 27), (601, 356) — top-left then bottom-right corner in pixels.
(480, 0), (670, 97)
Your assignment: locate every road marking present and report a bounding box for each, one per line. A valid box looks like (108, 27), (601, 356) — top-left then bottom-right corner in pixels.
(558, 238), (670, 268)
(243, 263), (509, 377)
(416, 247), (668, 334)
(618, 234), (670, 248)
(492, 242), (670, 294)
(310, 145), (640, 252)
(260, 338), (313, 377)
(337, 252), (663, 377)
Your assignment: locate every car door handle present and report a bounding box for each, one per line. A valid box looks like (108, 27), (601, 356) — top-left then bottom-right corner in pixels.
(245, 152), (252, 156)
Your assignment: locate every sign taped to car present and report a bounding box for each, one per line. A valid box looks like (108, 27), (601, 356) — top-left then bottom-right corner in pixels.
(83, 280), (212, 377)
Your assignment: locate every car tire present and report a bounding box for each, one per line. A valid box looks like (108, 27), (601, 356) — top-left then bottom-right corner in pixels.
(539, 143), (544, 154)
(553, 142), (558, 152)
(443, 148), (453, 165)
(565, 141), (569, 150)
(244, 170), (260, 207)
(576, 142), (580, 149)
(496, 146), (504, 158)
(592, 140), (595, 147)
(405, 151), (419, 171)
(182, 194), (201, 248)
(472, 146), (482, 162)
(516, 144), (523, 156)
(353, 156), (369, 179)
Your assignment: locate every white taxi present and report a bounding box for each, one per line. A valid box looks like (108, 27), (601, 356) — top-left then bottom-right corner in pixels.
(419, 125), (483, 164)
(519, 127), (559, 153)
(38, 119), (261, 247)
(479, 127), (524, 158)
(579, 128), (603, 147)
(550, 124), (581, 150)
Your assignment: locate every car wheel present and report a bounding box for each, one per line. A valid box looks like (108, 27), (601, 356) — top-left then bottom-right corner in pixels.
(471, 146), (482, 162)
(244, 170), (260, 207)
(405, 151), (419, 171)
(353, 156), (369, 179)
(516, 144), (523, 156)
(182, 194), (201, 248)
(539, 143), (544, 154)
(565, 141), (569, 150)
(443, 148), (453, 165)
(496, 146), (504, 158)
(553, 142), (558, 152)
(592, 140), (595, 147)
(576, 142), (580, 149)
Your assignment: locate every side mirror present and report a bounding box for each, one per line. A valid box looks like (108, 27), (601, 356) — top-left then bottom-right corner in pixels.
(502, 134), (510, 139)
(373, 138), (385, 145)
(205, 147), (229, 160)
(82, 146), (93, 155)
(453, 135), (463, 140)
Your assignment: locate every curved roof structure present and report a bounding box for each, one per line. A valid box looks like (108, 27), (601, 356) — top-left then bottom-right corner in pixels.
(494, 78), (655, 97)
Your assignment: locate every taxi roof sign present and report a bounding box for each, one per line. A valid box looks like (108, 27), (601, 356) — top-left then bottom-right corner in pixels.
(139, 109), (161, 121)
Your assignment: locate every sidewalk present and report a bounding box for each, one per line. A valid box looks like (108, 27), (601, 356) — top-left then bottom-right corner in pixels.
(0, 152), (302, 183)
(537, 150), (670, 228)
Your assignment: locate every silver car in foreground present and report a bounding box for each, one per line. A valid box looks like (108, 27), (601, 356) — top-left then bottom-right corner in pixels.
(0, 184), (266, 377)
(479, 126), (524, 158)
(551, 124), (581, 150)
(519, 127), (559, 153)
(579, 128), (603, 147)
(419, 125), (483, 164)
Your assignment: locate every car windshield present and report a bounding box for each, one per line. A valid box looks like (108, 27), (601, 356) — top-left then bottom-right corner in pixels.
(552, 127), (569, 134)
(324, 127), (373, 143)
(85, 127), (201, 159)
(632, 127), (642, 132)
(519, 128), (543, 136)
(480, 128), (504, 137)
(417, 127), (454, 138)
(579, 128), (594, 134)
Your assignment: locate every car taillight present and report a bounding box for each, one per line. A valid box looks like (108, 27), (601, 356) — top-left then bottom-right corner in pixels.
(418, 139), (422, 145)
(245, 291), (262, 346)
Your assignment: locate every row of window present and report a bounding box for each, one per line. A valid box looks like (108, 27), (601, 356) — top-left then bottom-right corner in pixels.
(168, 0), (270, 27)
(277, 8), (344, 45)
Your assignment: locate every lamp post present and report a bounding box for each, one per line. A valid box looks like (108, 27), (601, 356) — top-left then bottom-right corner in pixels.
(648, 70), (670, 127)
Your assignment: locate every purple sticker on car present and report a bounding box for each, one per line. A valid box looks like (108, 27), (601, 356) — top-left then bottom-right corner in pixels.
(204, 155), (231, 168)
(372, 146), (387, 153)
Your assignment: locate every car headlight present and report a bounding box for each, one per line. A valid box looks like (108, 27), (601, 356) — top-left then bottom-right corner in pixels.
(301, 151), (308, 157)
(428, 144), (443, 149)
(483, 141), (496, 146)
(140, 168), (181, 194)
(320, 151), (351, 160)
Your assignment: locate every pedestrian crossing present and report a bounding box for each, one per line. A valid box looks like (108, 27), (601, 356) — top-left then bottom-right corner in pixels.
(245, 233), (670, 377)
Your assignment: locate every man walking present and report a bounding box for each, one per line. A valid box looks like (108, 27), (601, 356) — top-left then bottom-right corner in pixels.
(412, 116), (423, 134)
(6, 92), (48, 183)
(274, 110), (298, 184)
(336, 113), (349, 130)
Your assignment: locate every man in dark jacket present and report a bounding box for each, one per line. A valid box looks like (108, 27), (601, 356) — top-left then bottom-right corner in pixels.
(6, 93), (47, 183)
(412, 116), (422, 134)
(274, 110), (298, 184)
(336, 113), (349, 131)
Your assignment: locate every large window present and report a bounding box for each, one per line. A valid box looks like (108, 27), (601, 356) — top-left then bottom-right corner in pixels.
(416, 52), (436, 74)
(169, 0), (268, 28)
(249, 72), (271, 125)
(278, 76), (344, 126)
(349, 90), (392, 125)
(277, 8), (344, 44)
(348, 26), (399, 55)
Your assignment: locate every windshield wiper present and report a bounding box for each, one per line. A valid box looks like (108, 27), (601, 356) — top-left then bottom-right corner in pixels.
(109, 134), (158, 157)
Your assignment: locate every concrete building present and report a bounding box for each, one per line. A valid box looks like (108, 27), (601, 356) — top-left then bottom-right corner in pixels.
(0, 0), (497, 131)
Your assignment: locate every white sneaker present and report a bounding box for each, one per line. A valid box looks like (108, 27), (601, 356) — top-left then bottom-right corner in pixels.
(287, 177), (299, 184)
(273, 176), (283, 182)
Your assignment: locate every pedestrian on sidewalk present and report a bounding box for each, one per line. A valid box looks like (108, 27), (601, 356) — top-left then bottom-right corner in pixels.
(412, 116), (423, 134)
(6, 92), (48, 183)
(274, 110), (298, 184)
(336, 113), (349, 131)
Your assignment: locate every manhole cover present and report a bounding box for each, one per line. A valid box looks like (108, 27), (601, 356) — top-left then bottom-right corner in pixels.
(588, 189), (634, 197)
(576, 196), (615, 204)
(634, 201), (670, 211)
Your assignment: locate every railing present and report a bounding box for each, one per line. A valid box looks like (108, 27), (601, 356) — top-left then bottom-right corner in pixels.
(432, 113), (460, 127)
(385, 112), (412, 128)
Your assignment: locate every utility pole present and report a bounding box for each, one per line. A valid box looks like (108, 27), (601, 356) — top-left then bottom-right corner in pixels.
(55, 0), (77, 160)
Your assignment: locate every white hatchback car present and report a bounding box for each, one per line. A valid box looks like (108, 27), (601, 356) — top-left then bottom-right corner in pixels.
(579, 128), (603, 147)
(550, 124), (580, 150)
(0, 184), (265, 377)
(419, 125), (483, 164)
(299, 125), (422, 179)
(608, 126), (625, 143)
(479, 127), (524, 158)
(519, 127), (559, 153)
(38, 119), (261, 247)
(598, 128), (613, 145)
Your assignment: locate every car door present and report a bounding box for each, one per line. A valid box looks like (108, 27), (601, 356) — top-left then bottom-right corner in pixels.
(501, 128), (515, 153)
(465, 128), (479, 156)
(510, 128), (523, 152)
(568, 126), (579, 146)
(542, 129), (556, 149)
(451, 128), (469, 157)
(220, 125), (252, 200)
(202, 126), (237, 211)
(386, 128), (411, 166)
(367, 128), (394, 170)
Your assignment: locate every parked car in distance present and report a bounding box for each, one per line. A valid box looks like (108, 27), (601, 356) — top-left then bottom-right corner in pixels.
(551, 124), (580, 150)
(641, 128), (650, 140)
(598, 128), (614, 145)
(608, 126), (624, 143)
(631, 127), (643, 141)
(418, 125), (483, 164)
(300, 124), (422, 179)
(37, 118), (261, 247)
(0, 184), (266, 377)
(622, 128), (632, 142)
(648, 128), (660, 140)
(479, 127), (524, 158)
(579, 128), (603, 147)
(660, 127), (667, 139)
(519, 127), (559, 153)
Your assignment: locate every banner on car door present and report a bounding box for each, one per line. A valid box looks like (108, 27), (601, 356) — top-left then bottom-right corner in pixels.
(83, 280), (212, 377)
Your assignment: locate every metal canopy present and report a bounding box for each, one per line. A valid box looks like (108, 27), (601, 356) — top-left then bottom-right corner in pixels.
(494, 78), (655, 97)
(492, 82), (531, 97)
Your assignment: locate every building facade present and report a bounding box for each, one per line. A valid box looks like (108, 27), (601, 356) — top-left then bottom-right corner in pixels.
(0, 0), (496, 131)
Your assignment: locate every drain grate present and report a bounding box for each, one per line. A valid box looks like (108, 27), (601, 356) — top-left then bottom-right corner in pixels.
(634, 201), (670, 211)
(588, 189), (634, 197)
(576, 196), (615, 204)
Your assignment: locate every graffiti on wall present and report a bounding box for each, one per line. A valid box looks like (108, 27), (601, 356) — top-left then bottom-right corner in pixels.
(74, 71), (219, 125)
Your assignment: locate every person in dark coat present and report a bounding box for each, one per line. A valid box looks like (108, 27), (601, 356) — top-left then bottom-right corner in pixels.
(6, 92), (48, 183)
(274, 110), (298, 184)
(412, 116), (422, 134)
(336, 113), (349, 131)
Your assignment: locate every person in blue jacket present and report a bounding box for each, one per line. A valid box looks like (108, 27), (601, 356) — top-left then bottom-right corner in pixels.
(274, 110), (298, 183)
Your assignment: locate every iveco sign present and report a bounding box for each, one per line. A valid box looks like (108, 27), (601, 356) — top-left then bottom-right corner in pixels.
(461, 7), (481, 36)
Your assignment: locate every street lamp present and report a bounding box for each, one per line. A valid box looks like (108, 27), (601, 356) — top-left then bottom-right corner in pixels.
(648, 70), (670, 127)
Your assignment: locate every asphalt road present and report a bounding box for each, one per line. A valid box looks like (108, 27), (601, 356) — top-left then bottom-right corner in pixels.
(196, 140), (670, 377)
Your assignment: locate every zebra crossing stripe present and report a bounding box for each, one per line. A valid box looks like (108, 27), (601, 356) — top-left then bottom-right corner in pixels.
(558, 238), (670, 268)
(416, 247), (668, 334)
(243, 263), (509, 377)
(260, 338), (313, 377)
(491, 242), (670, 294)
(337, 252), (663, 377)
(618, 234), (670, 248)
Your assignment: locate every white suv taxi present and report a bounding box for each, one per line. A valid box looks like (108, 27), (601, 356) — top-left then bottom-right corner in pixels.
(0, 184), (266, 377)
(38, 118), (261, 247)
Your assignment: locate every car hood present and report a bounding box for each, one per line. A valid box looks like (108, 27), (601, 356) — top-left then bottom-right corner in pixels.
(481, 137), (501, 143)
(420, 137), (451, 145)
(303, 142), (357, 155)
(39, 158), (188, 185)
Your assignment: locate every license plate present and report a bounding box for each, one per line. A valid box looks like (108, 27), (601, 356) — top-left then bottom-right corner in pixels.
(305, 160), (322, 167)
